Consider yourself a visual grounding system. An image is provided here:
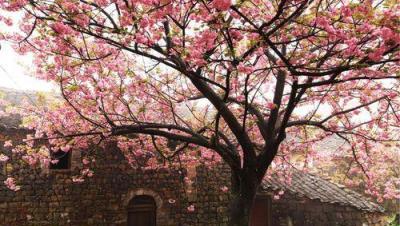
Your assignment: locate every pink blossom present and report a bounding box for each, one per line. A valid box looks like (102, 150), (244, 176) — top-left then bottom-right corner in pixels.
(220, 186), (229, 192)
(315, 16), (329, 28)
(4, 140), (12, 147)
(388, 92), (397, 99)
(343, 37), (361, 56)
(212, 0), (231, 11)
(0, 154), (9, 162)
(51, 22), (72, 35)
(22, 155), (37, 166)
(237, 63), (253, 74)
(94, 0), (109, 6)
(87, 171), (94, 177)
(229, 29), (243, 40)
(81, 168), (94, 177)
(72, 177), (85, 183)
(135, 34), (148, 44)
(82, 158), (90, 165)
(187, 204), (195, 212)
(267, 102), (277, 110)
(3, 17), (13, 26)
(341, 6), (352, 17)
(74, 14), (90, 27)
(368, 48), (385, 61)
(60, 145), (71, 152)
(184, 177), (193, 185)
(4, 177), (20, 191)
(380, 27), (394, 42)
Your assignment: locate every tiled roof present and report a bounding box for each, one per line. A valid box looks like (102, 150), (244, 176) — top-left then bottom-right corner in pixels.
(261, 169), (385, 213)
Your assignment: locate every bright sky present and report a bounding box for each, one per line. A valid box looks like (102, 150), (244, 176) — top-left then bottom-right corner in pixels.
(0, 41), (55, 92)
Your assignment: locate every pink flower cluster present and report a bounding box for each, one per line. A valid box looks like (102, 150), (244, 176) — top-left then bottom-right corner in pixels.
(51, 22), (73, 35)
(212, 0), (231, 11)
(220, 186), (229, 192)
(187, 204), (195, 212)
(4, 177), (20, 191)
(4, 140), (12, 147)
(0, 154), (9, 162)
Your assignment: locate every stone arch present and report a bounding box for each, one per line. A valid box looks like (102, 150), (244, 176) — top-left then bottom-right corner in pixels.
(124, 189), (163, 209)
(123, 188), (165, 226)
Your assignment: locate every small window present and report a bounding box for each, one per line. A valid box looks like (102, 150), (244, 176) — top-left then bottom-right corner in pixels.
(127, 195), (156, 226)
(50, 151), (71, 170)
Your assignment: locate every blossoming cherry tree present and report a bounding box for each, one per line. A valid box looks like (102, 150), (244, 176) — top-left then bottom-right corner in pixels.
(0, 0), (399, 225)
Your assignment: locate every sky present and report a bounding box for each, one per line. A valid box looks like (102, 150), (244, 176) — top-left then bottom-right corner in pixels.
(0, 41), (55, 92)
(0, 10), (55, 93)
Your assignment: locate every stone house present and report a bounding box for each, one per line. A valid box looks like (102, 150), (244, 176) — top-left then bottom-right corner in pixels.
(0, 89), (387, 226)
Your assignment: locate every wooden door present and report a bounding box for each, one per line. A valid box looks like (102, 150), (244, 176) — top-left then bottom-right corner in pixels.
(127, 195), (156, 226)
(249, 195), (271, 226)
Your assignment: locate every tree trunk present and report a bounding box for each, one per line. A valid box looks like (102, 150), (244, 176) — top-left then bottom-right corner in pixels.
(228, 170), (258, 226)
(228, 193), (254, 226)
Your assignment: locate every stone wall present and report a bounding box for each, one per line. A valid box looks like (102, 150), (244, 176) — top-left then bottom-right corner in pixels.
(0, 127), (386, 226)
(0, 128), (233, 226)
(0, 143), (186, 225)
(191, 164), (231, 226)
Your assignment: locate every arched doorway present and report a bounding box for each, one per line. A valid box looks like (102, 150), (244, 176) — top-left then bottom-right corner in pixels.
(127, 195), (157, 226)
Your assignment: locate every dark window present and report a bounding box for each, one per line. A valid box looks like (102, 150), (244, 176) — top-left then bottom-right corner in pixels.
(127, 195), (156, 226)
(50, 151), (71, 170)
(249, 195), (271, 226)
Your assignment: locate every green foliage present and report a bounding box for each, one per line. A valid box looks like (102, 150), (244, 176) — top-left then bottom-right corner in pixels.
(387, 214), (400, 226)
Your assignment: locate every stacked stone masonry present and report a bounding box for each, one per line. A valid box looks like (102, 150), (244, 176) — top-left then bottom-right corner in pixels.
(0, 127), (386, 226)
(0, 129), (233, 226)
